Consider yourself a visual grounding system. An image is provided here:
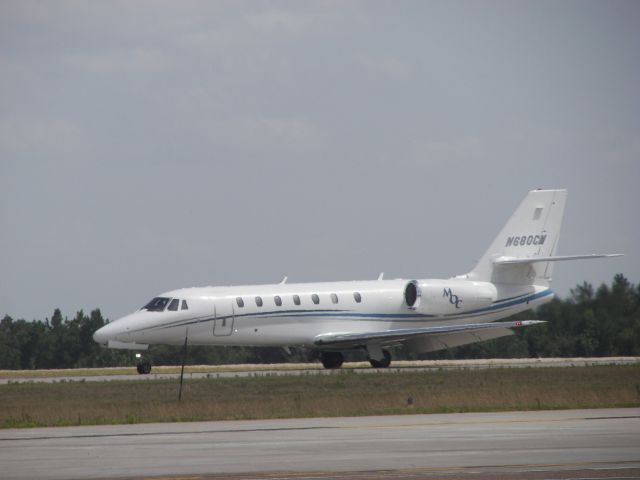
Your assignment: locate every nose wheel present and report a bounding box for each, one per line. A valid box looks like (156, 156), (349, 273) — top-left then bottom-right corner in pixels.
(136, 353), (152, 374)
(136, 362), (151, 374)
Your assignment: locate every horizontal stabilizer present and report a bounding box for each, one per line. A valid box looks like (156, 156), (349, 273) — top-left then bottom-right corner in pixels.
(313, 320), (545, 349)
(493, 254), (623, 265)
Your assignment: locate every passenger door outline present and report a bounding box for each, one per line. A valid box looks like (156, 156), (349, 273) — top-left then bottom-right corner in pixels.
(213, 300), (234, 336)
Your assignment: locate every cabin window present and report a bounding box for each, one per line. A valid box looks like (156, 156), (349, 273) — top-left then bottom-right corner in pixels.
(311, 294), (320, 305)
(168, 298), (179, 311)
(274, 295), (282, 306)
(331, 293), (338, 304)
(181, 300), (188, 310)
(353, 292), (362, 303)
(236, 297), (244, 308)
(293, 294), (301, 306)
(255, 296), (263, 307)
(142, 297), (171, 312)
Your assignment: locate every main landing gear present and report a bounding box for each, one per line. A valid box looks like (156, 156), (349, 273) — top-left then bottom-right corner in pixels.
(369, 349), (391, 369)
(136, 353), (152, 374)
(319, 349), (392, 369)
(320, 351), (344, 369)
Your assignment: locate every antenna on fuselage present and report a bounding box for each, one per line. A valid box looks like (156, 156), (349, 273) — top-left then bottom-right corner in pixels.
(280, 276), (288, 284)
(378, 272), (384, 280)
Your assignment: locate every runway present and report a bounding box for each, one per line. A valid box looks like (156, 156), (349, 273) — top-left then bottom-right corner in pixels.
(2, 356), (638, 384)
(1, 408), (639, 479)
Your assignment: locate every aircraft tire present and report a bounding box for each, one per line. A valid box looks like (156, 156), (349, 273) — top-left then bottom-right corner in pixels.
(136, 361), (152, 375)
(369, 349), (391, 368)
(320, 351), (344, 369)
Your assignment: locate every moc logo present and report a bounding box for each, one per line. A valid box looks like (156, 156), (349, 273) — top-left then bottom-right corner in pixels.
(443, 288), (463, 309)
(505, 234), (546, 247)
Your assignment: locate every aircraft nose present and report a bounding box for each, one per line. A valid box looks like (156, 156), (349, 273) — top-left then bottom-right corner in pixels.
(93, 322), (122, 345)
(93, 325), (109, 345)
(93, 318), (133, 345)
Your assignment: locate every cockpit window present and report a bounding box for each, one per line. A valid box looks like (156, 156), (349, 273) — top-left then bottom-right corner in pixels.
(142, 297), (171, 312)
(181, 300), (188, 310)
(168, 298), (179, 311)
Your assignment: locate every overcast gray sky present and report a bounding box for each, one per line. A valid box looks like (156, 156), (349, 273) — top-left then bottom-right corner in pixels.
(1, 1), (638, 322)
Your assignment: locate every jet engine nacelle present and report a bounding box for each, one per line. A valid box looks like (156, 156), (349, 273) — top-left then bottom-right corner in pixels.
(404, 280), (496, 316)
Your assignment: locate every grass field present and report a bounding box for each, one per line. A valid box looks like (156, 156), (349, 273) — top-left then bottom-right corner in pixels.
(1, 365), (638, 428)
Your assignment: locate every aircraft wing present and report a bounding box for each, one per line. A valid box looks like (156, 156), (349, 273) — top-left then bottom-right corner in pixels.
(313, 320), (545, 350)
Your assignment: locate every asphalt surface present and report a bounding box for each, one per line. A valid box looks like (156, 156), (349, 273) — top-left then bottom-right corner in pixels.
(2, 357), (638, 384)
(1, 408), (639, 480)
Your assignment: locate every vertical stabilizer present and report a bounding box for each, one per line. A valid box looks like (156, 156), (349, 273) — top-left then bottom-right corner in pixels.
(467, 189), (567, 286)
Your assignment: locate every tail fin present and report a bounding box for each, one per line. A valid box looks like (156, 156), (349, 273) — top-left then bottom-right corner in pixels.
(467, 189), (568, 286)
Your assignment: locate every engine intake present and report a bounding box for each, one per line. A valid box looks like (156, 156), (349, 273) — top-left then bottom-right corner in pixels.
(404, 280), (421, 309)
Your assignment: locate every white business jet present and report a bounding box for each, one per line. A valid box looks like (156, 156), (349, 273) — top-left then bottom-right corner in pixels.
(93, 189), (621, 373)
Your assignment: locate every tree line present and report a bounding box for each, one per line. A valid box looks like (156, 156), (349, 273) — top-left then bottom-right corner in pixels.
(1, 274), (638, 370)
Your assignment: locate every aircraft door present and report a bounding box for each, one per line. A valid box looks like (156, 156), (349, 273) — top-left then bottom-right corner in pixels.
(213, 300), (234, 336)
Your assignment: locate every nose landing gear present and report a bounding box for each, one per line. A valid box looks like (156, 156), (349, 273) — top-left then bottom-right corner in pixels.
(136, 353), (152, 374)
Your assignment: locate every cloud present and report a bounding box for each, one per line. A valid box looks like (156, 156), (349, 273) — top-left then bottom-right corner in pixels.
(245, 10), (314, 34)
(0, 116), (88, 164)
(408, 136), (487, 167)
(360, 56), (413, 81)
(62, 48), (170, 74)
(216, 115), (326, 156)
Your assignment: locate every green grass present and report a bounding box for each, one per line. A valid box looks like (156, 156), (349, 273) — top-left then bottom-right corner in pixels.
(1, 365), (638, 428)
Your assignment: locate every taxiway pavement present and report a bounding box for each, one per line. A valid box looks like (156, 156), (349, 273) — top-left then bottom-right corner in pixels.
(1, 408), (638, 479)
